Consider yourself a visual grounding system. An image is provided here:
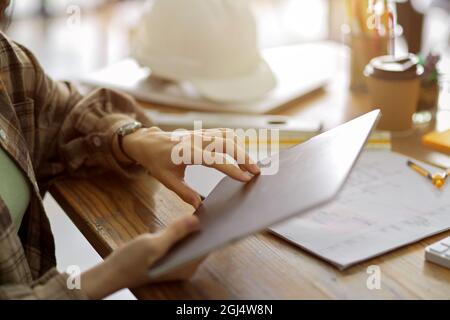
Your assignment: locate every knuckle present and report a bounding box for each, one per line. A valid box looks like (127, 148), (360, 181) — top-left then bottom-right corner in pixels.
(132, 234), (162, 254)
(187, 194), (200, 206)
(144, 239), (159, 253)
(171, 220), (187, 234)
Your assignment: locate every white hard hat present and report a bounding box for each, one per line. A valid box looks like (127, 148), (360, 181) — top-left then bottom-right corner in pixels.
(130, 0), (276, 103)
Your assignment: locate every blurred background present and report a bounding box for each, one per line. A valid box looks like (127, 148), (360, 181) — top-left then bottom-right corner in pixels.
(6, 0), (450, 80)
(4, 0), (449, 300)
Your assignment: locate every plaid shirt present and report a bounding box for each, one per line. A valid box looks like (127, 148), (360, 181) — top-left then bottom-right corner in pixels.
(0, 32), (150, 299)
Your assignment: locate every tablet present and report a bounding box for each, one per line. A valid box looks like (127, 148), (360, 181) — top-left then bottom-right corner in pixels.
(148, 110), (381, 278)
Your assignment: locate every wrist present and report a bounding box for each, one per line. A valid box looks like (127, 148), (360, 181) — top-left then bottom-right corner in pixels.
(122, 128), (146, 163)
(121, 126), (162, 165)
(112, 127), (145, 165)
(80, 260), (122, 300)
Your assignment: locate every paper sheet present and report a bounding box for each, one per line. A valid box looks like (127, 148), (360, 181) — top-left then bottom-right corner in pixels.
(270, 150), (450, 269)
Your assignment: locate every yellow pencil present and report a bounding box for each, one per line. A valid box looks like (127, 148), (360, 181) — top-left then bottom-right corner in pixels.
(407, 160), (449, 190)
(407, 160), (432, 179)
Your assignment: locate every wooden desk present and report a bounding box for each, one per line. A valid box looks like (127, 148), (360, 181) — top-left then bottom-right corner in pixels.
(50, 44), (450, 299)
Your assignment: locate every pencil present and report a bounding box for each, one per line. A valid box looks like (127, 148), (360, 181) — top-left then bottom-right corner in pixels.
(407, 160), (432, 180)
(407, 160), (449, 190)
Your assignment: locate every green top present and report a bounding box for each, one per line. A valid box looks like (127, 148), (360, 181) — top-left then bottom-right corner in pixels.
(0, 146), (31, 232)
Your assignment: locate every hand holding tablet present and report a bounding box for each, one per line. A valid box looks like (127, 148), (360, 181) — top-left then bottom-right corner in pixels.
(148, 110), (381, 278)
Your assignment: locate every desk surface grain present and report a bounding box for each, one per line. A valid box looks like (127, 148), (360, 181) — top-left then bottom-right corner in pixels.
(50, 43), (450, 299)
(50, 172), (450, 299)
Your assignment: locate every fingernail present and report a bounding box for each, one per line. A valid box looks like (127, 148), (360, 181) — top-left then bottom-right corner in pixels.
(193, 196), (202, 209)
(252, 164), (261, 174)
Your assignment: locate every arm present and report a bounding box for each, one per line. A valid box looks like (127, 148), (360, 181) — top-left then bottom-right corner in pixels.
(25, 48), (152, 181)
(0, 269), (89, 299)
(0, 215), (200, 299)
(0, 35), (258, 299)
(3, 32), (259, 196)
(20, 41), (259, 203)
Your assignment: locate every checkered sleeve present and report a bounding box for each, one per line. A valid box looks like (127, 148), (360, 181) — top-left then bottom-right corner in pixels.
(0, 268), (90, 300)
(13, 39), (153, 180)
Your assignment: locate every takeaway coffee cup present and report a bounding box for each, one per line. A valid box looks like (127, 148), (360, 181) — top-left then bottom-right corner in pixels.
(364, 54), (424, 132)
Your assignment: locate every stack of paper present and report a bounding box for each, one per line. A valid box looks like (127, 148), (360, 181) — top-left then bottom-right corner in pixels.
(271, 150), (450, 269)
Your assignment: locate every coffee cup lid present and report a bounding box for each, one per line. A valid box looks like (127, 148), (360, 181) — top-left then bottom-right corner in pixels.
(364, 54), (424, 80)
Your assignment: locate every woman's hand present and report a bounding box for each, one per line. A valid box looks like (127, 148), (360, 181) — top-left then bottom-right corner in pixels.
(81, 214), (201, 299)
(116, 127), (260, 208)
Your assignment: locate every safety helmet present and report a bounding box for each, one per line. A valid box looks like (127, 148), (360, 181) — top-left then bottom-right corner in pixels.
(130, 0), (276, 103)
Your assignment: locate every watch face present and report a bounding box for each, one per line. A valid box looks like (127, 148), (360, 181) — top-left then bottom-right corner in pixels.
(118, 121), (142, 136)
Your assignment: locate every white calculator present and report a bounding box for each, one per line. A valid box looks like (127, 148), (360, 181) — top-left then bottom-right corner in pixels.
(425, 236), (450, 269)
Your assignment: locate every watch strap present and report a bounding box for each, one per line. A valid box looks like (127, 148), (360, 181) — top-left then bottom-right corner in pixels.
(115, 121), (143, 164)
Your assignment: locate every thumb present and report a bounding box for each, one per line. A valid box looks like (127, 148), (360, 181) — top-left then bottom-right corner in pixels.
(155, 215), (200, 256)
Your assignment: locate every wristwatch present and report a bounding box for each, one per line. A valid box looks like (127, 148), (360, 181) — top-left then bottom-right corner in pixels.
(115, 121), (143, 163)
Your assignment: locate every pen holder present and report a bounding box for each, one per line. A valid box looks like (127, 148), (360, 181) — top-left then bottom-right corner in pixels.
(347, 33), (389, 92)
